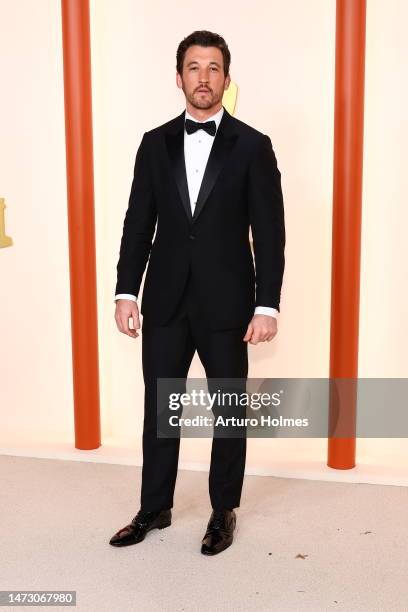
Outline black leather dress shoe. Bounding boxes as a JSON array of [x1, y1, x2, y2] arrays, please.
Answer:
[[201, 509, 236, 555], [109, 509, 171, 547]]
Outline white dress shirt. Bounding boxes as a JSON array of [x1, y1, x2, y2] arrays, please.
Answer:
[[115, 106, 278, 319]]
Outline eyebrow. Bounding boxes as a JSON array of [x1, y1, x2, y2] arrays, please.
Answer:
[[186, 61, 221, 67]]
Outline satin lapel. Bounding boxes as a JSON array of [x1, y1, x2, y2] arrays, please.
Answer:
[[165, 111, 192, 224], [192, 127, 238, 224], [164, 107, 239, 225]]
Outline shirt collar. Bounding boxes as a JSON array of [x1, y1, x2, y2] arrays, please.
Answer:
[[184, 106, 224, 133]]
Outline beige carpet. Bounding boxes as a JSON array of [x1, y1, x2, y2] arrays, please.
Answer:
[[1, 454, 407, 612]]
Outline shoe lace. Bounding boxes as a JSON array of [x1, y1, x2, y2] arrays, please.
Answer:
[[211, 510, 226, 530], [132, 510, 155, 526]]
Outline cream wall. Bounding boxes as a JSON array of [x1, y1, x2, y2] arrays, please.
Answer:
[[0, 0, 407, 476], [360, 0, 408, 376], [0, 0, 74, 443]]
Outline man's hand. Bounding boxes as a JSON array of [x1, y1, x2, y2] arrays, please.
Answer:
[[243, 314, 277, 345], [115, 299, 141, 338]]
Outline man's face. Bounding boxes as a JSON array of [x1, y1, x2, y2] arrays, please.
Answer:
[[176, 45, 231, 110]]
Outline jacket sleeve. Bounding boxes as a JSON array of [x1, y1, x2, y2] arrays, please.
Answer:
[[115, 133, 157, 296], [248, 134, 286, 311]]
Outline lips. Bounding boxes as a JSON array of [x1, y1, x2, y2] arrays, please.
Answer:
[[197, 89, 210, 93]]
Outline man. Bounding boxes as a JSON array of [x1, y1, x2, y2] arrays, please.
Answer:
[[109, 30, 285, 555]]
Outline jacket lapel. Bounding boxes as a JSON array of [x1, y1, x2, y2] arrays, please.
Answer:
[[165, 110, 192, 223], [192, 111, 238, 223], [165, 106, 239, 225]]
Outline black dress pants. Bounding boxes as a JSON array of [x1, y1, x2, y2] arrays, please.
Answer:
[[140, 271, 249, 512]]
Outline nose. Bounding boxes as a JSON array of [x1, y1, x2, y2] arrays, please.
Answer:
[[198, 70, 210, 82]]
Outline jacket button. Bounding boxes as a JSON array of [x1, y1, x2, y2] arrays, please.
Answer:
[[189, 234, 196, 240]]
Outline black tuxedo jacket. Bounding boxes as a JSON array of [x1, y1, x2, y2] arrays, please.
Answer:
[[115, 106, 285, 330]]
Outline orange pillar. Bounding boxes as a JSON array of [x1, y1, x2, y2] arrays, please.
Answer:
[[61, 0, 101, 449], [328, 0, 366, 469]]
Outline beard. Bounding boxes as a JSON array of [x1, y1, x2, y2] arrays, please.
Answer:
[[183, 84, 223, 110]]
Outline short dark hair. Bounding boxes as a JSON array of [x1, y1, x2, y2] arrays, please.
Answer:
[[176, 30, 231, 77]]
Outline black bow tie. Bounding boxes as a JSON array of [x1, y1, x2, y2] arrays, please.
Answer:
[[185, 118, 217, 137]]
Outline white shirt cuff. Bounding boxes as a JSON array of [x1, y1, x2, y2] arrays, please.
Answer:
[[115, 294, 137, 302], [254, 306, 279, 318], [114, 297, 277, 318]]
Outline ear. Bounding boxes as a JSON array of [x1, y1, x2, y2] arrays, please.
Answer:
[[224, 74, 231, 90], [176, 72, 183, 89]]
